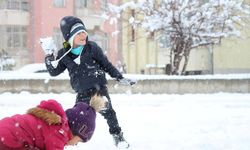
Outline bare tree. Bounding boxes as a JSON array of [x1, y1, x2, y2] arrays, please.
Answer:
[[107, 0, 250, 75]]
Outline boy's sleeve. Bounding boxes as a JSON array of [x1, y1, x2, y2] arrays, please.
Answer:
[[92, 43, 123, 80], [45, 49, 67, 76]]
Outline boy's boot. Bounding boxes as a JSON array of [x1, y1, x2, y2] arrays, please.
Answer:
[[112, 132, 129, 148]]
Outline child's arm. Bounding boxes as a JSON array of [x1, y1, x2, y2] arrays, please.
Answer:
[[92, 43, 136, 85], [45, 49, 67, 76], [92, 43, 123, 80]]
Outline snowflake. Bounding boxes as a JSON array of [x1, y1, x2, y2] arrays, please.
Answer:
[[80, 111, 85, 115], [1, 137, 4, 142], [59, 129, 64, 135], [37, 125, 42, 129], [15, 122, 19, 127]]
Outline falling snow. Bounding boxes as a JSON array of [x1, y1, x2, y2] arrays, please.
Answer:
[[15, 122, 19, 127]]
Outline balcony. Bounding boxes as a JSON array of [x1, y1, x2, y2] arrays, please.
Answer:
[[0, 9, 29, 25]]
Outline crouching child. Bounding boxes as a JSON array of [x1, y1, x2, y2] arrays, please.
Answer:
[[0, 95, 105, 150]]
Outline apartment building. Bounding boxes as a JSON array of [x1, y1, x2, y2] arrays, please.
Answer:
[[0, 0, 121, 69]]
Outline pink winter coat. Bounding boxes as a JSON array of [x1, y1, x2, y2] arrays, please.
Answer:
[[0, 99, 73, 150]]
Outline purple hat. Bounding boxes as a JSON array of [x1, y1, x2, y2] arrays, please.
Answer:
[[65, 102, 96, 142]]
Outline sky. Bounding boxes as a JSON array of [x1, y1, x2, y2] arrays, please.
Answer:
[[0, 92, 250, 150]]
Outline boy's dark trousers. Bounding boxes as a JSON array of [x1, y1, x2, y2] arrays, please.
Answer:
[[76, 85, 122, 135]]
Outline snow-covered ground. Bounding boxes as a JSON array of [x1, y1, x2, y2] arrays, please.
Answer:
[[0, 92, 250, 150]]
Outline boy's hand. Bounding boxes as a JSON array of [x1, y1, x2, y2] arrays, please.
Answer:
[[118, 78, 136, 86], [40, 37, 57, 55]]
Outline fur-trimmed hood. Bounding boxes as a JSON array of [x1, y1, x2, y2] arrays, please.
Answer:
[[27, 99, 66, 125], [27, 107, 62, 125]]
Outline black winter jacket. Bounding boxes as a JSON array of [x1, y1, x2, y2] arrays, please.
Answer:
[[45, 41, 123, 93]]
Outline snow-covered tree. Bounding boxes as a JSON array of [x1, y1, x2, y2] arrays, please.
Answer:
[[107, 0, 250, 75]]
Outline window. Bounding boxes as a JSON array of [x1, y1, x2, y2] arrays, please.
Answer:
[[75, 0, 87, 8], [101, 0, 108, 11], [0, 0, 29, 11], [7, 0, 19, 10], [53, 0, 65, 8], [130, 10, 135, 42], [21, 1, 29, 11], [75, 0, 93, 8], [6, 26, 27, 48]]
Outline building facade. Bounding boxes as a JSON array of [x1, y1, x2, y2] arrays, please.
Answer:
[[186, 0, 250, 74], [120, 5, 159, 74], [0, 0, 121, 69]]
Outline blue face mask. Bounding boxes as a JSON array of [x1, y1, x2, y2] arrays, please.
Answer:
[[71, 45, 84, 55]]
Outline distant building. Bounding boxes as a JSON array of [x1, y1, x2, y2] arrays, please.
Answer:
[[0, 0, 121, 69], [183, 0, 250, 74], [120, 3, 159, 74]]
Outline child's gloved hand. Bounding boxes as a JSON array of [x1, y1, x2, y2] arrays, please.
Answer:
[[45, 54, 55, 65], [118, 78, 136, 86], [40, 37, 57, 55]]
